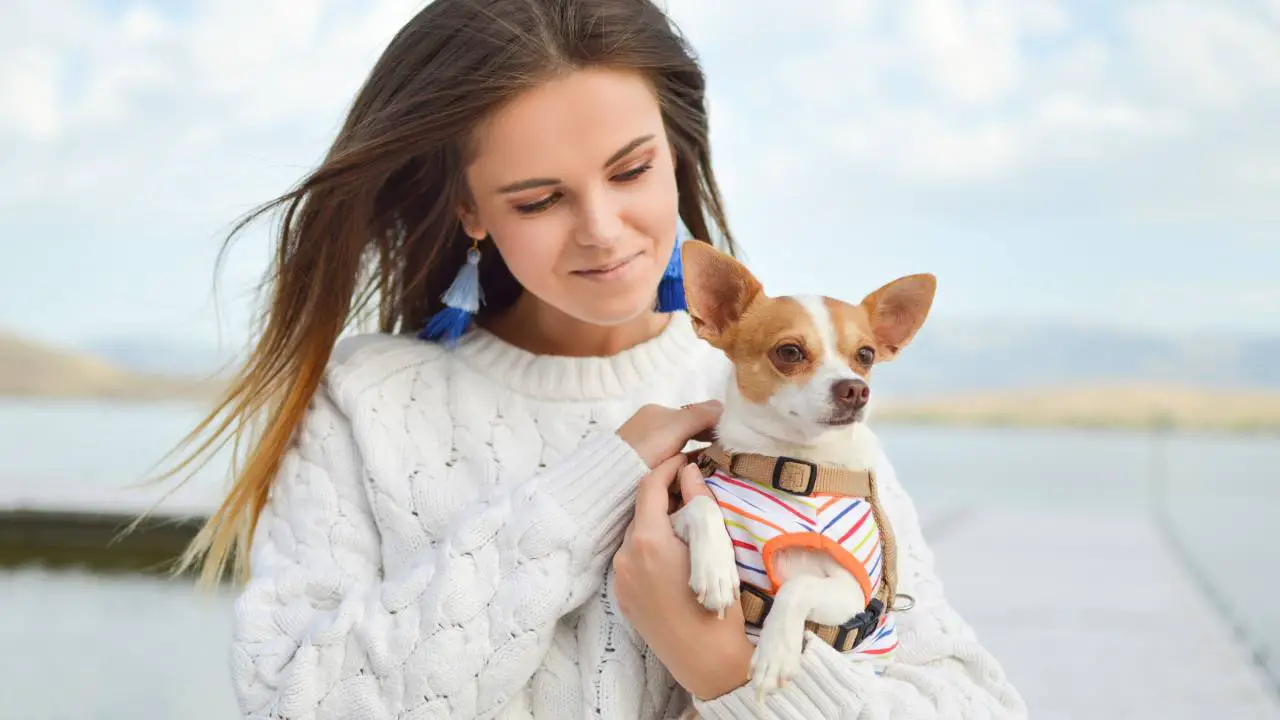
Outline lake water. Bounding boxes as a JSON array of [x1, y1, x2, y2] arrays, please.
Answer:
[[1, 400, 1278, 718]]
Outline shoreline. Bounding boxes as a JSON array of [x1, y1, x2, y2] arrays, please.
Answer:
[[870, 412, 1280, 435], [0, 508, 207, 577], [3, 394, 1279, 434]]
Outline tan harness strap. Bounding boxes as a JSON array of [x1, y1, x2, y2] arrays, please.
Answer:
[[699, 444, 873, 497], [698, 442, 903, 653], [867, 469, 898, 605], [739, 583, 887, 654]]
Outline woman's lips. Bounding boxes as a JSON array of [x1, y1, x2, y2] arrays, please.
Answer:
[[572, 252, 643, 281]]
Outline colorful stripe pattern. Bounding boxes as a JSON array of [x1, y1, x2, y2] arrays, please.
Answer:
[[704, 469, 899, 660]]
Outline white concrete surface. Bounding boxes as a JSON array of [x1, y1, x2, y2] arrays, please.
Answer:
[[930, 509, 1280, 720]]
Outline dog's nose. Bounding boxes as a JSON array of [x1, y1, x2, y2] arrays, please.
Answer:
[[832, 379, 870, 409]]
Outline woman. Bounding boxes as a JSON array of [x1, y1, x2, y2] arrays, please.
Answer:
[[171, 0, 1026, 717]]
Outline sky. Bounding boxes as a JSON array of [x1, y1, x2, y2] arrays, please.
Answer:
[[1, 0, 1278, 357]]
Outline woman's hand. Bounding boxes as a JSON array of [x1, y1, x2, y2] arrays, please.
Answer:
[[616, 401, 722, 468], [612, 455, 754, 701]]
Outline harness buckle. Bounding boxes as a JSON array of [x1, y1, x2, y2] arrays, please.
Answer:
[[833, 597, 885, 651], [771, 456, 819, 495], [695, 452, 717, 477]]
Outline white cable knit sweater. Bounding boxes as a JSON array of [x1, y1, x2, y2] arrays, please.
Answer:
[[231, 312, 1026, 719]]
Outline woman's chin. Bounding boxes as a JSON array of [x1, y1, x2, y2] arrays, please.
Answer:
[[576, 299, 662, 327], [562, 286, 665, 327], [556, 272, 665, 326]]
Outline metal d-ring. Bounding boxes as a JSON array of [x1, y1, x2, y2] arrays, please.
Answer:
[[892, 593, 916, 612]]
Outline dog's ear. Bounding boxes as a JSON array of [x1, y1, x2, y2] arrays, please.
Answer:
[[860, 273, 936, 360], [681, 241, 764, 347]]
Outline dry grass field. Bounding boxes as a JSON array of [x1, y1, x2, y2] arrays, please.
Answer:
[[0, 332, 224, 402], [875, 383, 1280, 432], [5, 331, 1279, 432]]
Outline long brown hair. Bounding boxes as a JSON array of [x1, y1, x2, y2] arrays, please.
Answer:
[[160, 0, 738, 586]]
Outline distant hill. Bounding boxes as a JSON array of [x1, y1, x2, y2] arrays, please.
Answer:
[[5, 322, 1279, 430], [84, 335, 238, 377], [874, 383, 1280, 432], [81, 321, 1280, 392], [843, 320, 1280, 432], [0, 331, 224, 402], [872, 320, 1280, 399]]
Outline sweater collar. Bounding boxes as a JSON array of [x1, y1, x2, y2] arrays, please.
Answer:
[[450, 311, 706, 401]]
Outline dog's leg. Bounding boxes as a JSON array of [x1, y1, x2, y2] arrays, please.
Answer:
[[671, 495, 740, 618], [750, 549, 865, 699]]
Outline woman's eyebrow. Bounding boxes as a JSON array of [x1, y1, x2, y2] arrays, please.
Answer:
[[602, 134, 655, 168], [496, 134, 656, 194]]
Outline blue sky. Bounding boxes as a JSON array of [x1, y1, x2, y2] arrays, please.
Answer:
[[2, 0, 1277, 356]]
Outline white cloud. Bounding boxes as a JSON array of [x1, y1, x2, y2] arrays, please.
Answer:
[[5, 0, 1275, 205], [666, 0, 1280, 191], [0, 47, 62, 140], [903, 0, 1067, 107], [1238, 157, 1280, 185], [1127, 1, 1280, 109], [1, 0, 1279, 345], [0, 0, 430, 346], [0, 0, 424, 217], [667, 0, 1174, 183]]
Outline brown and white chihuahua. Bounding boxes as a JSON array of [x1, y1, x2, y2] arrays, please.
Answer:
[[671, 240, 936, 700]]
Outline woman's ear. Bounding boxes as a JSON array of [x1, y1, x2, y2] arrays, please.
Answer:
[[456, 199, 486, 240]]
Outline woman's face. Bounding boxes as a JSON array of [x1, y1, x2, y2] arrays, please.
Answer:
[[460, 66, 680, 327]]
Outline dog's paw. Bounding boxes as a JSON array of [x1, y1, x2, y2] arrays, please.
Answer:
[[689, 539, 738, 617], [749, 622, 803, 700], [684, 497, 740, 617]]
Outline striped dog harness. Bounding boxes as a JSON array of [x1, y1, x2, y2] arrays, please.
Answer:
[[696, 444, 902, 658]]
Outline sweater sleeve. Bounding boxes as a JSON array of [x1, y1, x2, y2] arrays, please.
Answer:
[[229, 380, 651, 720], [690, 444, 1028, 720]]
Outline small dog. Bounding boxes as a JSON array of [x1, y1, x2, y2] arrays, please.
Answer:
[[671, 241, 936, 700]]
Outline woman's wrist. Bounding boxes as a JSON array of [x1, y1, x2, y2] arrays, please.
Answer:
[[685, 632, 755, 701]]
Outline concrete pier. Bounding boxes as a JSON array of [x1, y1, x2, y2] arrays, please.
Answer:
[[3, 502, 1278, 718], [929, 509, 1280, 719]]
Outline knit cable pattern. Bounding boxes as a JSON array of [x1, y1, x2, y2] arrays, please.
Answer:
[[230, 317, 1026, 719]]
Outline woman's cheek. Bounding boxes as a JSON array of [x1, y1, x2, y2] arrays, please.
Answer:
[[493, 219, 571, 292], [625, 169, 680, 246]]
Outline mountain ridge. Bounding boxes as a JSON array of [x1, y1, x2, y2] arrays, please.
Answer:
[[70, 319, 1280, 392], [0, 331, 224, 401], [4, 323, 1279, 430]]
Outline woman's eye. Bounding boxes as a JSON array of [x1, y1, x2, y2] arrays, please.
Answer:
[[612, 162, 652, 182], [515, 162, 650, 215], [515, 193, 560, 215], [773, 343, 805, 364], [855, 347, 875, 365]]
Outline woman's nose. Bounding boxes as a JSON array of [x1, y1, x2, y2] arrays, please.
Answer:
[[575, 189, 624, 247]]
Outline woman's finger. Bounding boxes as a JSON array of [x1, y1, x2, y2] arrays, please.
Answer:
[[690, 427, 717, 445], [672, 400, 722, 441], [635, 454, 688, 526], [677, 460, 714, 504]]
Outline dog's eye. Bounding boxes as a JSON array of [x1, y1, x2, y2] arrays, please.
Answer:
[[855, 347, 875, 366], [773, 343, 806, 364]]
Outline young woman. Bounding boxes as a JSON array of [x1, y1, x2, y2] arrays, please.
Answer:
[[172, 0, 1026, 717]]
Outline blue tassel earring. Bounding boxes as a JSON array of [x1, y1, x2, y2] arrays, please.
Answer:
[[655, 227, 687, 313], [418, 236, 484, 347]]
